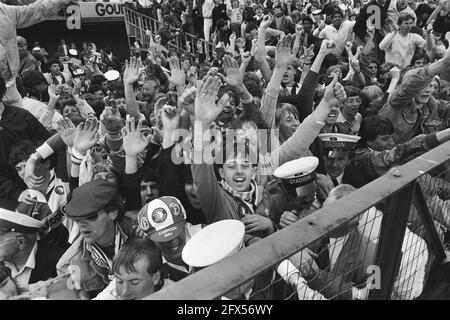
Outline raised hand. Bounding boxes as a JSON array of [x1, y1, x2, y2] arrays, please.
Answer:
[[57, 117, 77, 148], [241, 51, 252, 65], [100, 106, 124, 134], [229, 32, 236, 43], [168, 56, 186, 87], [275, 34, 295, 68], [122, 115, 151, 157], [300, 44, 315, 65], [219, 55, 243, 87], [319, 21, 326, 30], [344, 41, 353, 58], [319, 39, 336, 56], [194, 75, 223, 124], [48, 84, 60, 105], [123, 56, 144, 86], [389, 66, 401, 79], [296, 23, 304, 35], [72, 78, 82, 97], [73, 117, 100, 155], [161, 104, 180, 131], [350, 59, 361, 73], [260, 13, 273, 29], [250, 39, 258, 56], [187, 66, 198, 85], [323, 74, 346, 106], [179, 86, 197, 115]]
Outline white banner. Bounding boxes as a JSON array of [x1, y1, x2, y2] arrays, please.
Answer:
[[78, 2, 125, 19]]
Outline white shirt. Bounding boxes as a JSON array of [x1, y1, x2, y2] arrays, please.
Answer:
[[317, 21, 356, 56], [357, 207, 428, 299], [93, 277, 175, 300], [20, 97, 63, 130], [380, 32, 426, 69], [6, 242, 38, 289]]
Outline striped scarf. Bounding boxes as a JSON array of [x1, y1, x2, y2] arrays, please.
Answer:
[[83, 224, 127, 276], [219, 179, 258, 211]]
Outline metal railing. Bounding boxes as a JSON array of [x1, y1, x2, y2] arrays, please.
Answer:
[[146, 141, 450, 300], [123, 6, 216, 60]]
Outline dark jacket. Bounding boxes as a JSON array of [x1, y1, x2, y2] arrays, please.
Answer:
[[433, 12, 450, 34], [378, 65, 445, 144], [343, 133, 440, 188], [0, 105, 50, 210], [354, 0, 391, 43], [29, 239, 67, 284]]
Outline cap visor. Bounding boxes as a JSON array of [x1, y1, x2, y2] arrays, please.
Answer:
[[150, 221, 185, 243]]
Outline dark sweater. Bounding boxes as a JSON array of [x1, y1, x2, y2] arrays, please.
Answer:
[[0, 105, 50, 209]]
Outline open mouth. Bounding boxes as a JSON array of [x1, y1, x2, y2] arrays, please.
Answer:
[[233, 177, 245, 183]]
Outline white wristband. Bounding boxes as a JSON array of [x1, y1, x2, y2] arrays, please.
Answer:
[[36, 143, 54, 160]]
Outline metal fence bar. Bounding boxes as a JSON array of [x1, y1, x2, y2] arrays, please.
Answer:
[[412, 182, 447, 262], [123, 6, 216, 58], [146, 141, 450, 300], [369, 183, 415, 300]]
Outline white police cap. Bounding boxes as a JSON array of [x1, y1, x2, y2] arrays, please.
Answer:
[[318, 133, 360, 150], [0, 208, 44, 234], [69, 49, 78, 56], [274, 156, 319, 180], [104, 70, 120, 82], [182, 220, 245, 268]]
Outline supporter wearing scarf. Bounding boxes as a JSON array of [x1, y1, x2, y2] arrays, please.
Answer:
[[219, 178, 259, 214]]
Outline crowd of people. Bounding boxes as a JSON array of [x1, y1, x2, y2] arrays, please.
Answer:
[[1, 0, 450, 300]]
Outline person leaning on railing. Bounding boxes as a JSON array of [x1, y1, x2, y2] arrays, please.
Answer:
[[378, 40, 450, 144], [343, 115, 450, 188]]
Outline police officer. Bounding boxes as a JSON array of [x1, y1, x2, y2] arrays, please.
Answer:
[[256, 156, 322, 230], [318, 133, 360, 186], [0, 208, 66, 288]]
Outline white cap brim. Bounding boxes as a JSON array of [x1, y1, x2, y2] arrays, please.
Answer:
[[0, 208, 44, 229], [182, 220, 245, 267]]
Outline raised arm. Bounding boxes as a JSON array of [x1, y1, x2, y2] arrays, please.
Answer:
[[123, 57, 144, 119], [5, 0, 75, 29], [389, 45, 450, 109], [255, 14, 276, 83], [191, 76, 227, 223], [259, 35, 295, 129]]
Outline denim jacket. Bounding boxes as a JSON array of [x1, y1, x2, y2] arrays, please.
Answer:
[[56, 218, 135, 297], [379, 66, 444, 144]]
